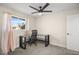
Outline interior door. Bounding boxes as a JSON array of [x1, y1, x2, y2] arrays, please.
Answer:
[[67, 14, 79, 51]]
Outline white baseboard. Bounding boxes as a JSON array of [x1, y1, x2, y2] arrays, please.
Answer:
[[50, 42, 66, 48]]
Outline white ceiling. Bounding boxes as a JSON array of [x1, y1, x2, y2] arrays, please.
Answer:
[[0, 3, 79, 16]]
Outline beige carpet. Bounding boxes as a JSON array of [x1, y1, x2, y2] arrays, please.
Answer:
[[10, 42, 79, 55]]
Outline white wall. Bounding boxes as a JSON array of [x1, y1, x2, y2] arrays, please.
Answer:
[[28, 16, 36, 34], [35, 8, 79, 47]]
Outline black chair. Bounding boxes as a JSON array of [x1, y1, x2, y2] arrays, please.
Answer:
[[28, 30, 37, 46]]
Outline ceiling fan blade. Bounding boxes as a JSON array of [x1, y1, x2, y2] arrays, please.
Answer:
[[42, 11, 52, 12], [32, 12, 39, 14], [29, 6, 39, 11], [41, 3, 49, 11]]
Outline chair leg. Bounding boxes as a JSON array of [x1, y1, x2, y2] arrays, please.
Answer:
[[28, 40, 37, 46], [34, 41, 37, 46], [29, 42, 32, 46], [30, 43, 32, 46]]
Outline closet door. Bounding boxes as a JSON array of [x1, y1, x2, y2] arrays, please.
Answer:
[[67, 14, 79, 51]]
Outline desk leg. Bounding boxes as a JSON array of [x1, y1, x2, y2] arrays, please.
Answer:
[[45, 35, 49, 47]]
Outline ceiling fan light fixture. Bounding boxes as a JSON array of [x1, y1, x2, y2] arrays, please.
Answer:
[[38, 12, 43, 15]]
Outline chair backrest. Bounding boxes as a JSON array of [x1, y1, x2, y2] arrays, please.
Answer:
[[31, 30, 37, 41], [32, 30, 37, 36]]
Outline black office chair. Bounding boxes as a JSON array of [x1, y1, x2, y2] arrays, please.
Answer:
[[29, 30, 37, 46]]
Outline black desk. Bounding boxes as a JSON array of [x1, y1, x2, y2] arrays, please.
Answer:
[[19, 34, 50, 49], [37, 34, 49, 47], [19, 36, 27, 49]]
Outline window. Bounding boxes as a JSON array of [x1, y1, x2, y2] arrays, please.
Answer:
[[11, 16, 26, 29]]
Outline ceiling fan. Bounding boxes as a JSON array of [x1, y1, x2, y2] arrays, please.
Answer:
[[29, 3, 52, 14]]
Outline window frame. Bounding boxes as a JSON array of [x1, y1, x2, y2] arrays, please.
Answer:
[[11, 15, 28, 30]]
